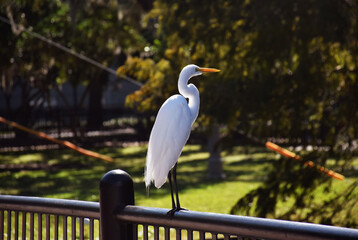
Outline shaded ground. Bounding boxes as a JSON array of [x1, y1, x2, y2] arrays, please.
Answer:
[[0, 145, 272, 212], [0, 162, 85, 172], [0, 144, 357, 224], [0, 127, 140, 153]]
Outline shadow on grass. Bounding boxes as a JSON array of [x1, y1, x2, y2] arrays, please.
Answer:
[[131, 153, 270, 202], [0, 145, 273, 203], [226, 157, 271, 167], [341, 166, 358, 178]]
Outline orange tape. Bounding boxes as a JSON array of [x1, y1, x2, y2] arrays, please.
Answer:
[[0, 116, 113, 163], [266, 141, 344, 180], [266, 142, 301, 160]]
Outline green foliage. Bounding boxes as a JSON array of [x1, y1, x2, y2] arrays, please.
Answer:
[[230, 154, 324, 216], [230, 150, 358, 227], [0, 0, 148, 133], [2, 0, 358, 228], [118, 57, 178, 112], [117, 1, 358, 225], [122, 0, 358, 150]]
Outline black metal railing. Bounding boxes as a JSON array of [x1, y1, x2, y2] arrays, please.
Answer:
[[1, 169, 358, 240], [0, 195, 100, 240], [99, 169, 358, 240], [115, 206, 358, 240]]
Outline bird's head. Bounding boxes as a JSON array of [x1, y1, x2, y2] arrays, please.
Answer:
[[182, 64, 220, 79]]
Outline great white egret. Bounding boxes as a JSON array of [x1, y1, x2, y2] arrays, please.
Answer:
[[145, 64, 220, 215]]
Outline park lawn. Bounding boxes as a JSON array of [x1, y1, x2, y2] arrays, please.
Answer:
[[0, 144, 357, 222], [0, 145, 273, 214]]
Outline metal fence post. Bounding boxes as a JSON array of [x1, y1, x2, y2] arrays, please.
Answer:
[[99, 169, 135, 240]]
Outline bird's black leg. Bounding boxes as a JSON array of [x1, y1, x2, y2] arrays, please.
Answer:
[[167, 163, 187, 216], [167, 171, 176, 211], [173, 163, 187, 212]]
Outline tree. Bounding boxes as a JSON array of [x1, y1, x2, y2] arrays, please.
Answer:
[[230, 150, 358, 227], [120, 0, 358, 176], [119, 0, 358, 225], [0, 1, 60, 139], [119, 0, 249, 178], [1, 0, 148, 137]]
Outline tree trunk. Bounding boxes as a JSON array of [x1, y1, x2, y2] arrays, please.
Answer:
[[87, 72, 104, 130], [86, 51, 127, 130], [207, 123, 226, 179]]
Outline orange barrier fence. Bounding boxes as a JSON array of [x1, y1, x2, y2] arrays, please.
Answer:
[[266, 141, 344, 180], [0, 116, 114, 163]]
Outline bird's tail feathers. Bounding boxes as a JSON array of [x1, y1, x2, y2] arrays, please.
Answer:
[[145, 175, 153, 197], [144, 160, 152, 196], [145, 175, 151, 189], [146, 184, 150, 197]]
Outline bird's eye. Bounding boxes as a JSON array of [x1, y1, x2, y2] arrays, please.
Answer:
[[195, 68, 200, 72]]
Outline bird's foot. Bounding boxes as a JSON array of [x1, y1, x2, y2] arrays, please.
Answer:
[[167, 207, 188, 217]]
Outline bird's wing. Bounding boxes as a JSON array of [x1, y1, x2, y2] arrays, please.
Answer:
[[145, 95, 192, 189]]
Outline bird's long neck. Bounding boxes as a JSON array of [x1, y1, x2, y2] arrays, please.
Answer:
[[178, 71, 200, 125]]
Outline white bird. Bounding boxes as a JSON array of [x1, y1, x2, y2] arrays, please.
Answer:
[[145, 64, 220, 215]]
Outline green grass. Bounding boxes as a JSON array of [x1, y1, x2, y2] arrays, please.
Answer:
[[0, 144, 275, 239], [0, 144, 357, 223], [0, 145, 273, 214]]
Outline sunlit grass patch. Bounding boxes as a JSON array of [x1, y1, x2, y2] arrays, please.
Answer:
[[0, 144, 356, 223]]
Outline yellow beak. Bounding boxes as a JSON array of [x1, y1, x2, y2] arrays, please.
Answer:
[[198, 67, 220, 73]]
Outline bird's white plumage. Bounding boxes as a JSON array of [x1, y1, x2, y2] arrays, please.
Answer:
[[145, 94, 192, 188], [144, 64, 220, 192], [144, 65, 219, 213]]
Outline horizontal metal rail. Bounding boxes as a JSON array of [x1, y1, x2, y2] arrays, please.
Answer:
[[0, 195, 100, 240], [2, 169, 358, 240], [116, 205, 358, 240], [0, 195, 99, 218]]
